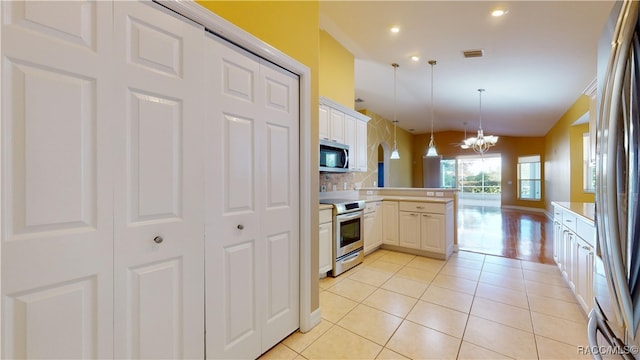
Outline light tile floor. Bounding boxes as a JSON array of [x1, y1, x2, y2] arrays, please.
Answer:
[[260, 249, 591, 360]]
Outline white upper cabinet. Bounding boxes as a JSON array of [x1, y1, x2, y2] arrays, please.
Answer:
[[319, 97, 370, 172]]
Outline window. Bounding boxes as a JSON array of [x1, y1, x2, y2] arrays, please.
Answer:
[[583, 133, 596, 192], [518, 155, 541, 200], [440, 159, 456, 188]]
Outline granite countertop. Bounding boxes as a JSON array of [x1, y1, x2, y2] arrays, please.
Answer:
[[552, 201, 595, 223]]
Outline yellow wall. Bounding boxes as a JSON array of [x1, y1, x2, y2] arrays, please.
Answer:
[[412, 131, 546, 209], [196, 0, 322, 313], [544, 95, 591, 210], [570, 123, 595, 203], [319, 30, 354, 108]]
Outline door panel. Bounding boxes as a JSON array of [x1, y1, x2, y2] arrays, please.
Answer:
[[205, 33, 263, 360], [258, 62, 299, 350], [113, 2, 205, 358], [128, 259, 183, 359], [2, 1, 114, 358]]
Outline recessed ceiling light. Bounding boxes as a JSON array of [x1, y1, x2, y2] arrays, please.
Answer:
[[491, 8, 508, 17], [390, 26, 400, 33], [411, 56, 420, 62]]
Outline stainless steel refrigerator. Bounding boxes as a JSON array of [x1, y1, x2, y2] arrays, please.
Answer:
[[588, 1, 640, 358]]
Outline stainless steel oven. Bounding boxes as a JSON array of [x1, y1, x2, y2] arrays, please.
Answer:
[[320, 199, 365, 276]]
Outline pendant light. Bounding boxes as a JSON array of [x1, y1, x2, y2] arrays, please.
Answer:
[[462, 89, 499, 154], [425, 59, 439, 157], [390, 63, 400, 160], [460, 122, 470, 149]]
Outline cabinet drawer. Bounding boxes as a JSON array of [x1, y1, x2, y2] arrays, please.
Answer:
[[576, 217, 595, 247], [319, 208, 333, 224], [562, 210, 577, 232], [365, 201, 381, 214], [399, 201, 444, 214], [553, 205, 563, 222]]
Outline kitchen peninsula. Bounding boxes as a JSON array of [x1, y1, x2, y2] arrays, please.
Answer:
[[359, 187, 457, 260], [318, 187, 457, 278]]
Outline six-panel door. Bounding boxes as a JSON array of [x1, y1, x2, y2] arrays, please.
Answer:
[[1, 2, 115, 357], [203, 33, 300, 359]]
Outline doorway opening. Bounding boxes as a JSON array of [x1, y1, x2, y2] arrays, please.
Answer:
[[456, 154, 501, 208], [377, 144, 384, 187]]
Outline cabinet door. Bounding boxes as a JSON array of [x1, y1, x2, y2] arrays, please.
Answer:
[[399, 212, 421, 249], [319, 222, 333, 275], [566, 231, 577, 292], [575, 237, 594, 313], [364, 206, 382, 253], [553, 220, 563, 267], [356, 120, 368, 172], [344, 115, 357, 170], [319, 105, 330, 141], [382, 201, 399, 245], [420, 213, 444, 253], [329, 108, 345, 143]]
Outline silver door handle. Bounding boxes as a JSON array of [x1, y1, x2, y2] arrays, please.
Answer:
[[153, 236, 163, 244]]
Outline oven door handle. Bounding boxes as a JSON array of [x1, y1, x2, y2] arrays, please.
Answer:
[[336, 211, 363, 222], [340, 251, 361, 264]]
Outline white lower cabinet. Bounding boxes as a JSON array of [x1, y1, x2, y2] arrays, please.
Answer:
[[399, 211, 421, 249], [382, 201, 399, 245], [552, 203, 595, 315], [398, 201, 453, 259], [319, 208, 333, 275], [364, 201, 382, 253], [575, 236, 594, 312]]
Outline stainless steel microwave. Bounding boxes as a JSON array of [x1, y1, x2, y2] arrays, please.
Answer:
[[319, 139, 349, 172]]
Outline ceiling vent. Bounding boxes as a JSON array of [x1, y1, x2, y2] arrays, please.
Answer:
[[463, 49, 484, 58]]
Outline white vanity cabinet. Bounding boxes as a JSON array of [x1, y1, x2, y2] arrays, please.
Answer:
[[398, 201, 453, 259], [364, 201, 382, 254], [319, 208, 333, 276], [552, 202, 595, 314], [319, 97, 370, 172]]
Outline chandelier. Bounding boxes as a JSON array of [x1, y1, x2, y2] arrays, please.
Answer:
[[461, 88, 499, 154], [424, 60, 438, 157], [390, 63, 400, 159]]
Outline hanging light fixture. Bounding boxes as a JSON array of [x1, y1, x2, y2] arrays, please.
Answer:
[[460, 122, 470, 149], [425, 59, 439, 157], [462, 88, 499, 154], [390, 63, 400, 159]]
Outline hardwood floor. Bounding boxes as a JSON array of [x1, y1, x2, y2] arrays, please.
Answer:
[[457, 205, 554, 265]]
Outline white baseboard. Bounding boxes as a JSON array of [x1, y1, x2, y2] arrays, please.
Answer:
[[303, 308, 322, 333], [501, 205, 546, 214]]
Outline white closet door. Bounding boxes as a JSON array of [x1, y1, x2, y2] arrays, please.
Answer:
[[1, 1, 114, 358], [112, 2, 205, 359], [204, 33, 300, 359], [257, 60, 300, 350]]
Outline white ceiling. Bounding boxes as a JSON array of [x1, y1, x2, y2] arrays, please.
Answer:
[[319, 1, 615, 137]]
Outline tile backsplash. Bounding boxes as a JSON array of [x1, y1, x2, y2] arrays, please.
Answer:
[[319, 172, 357, 192]]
